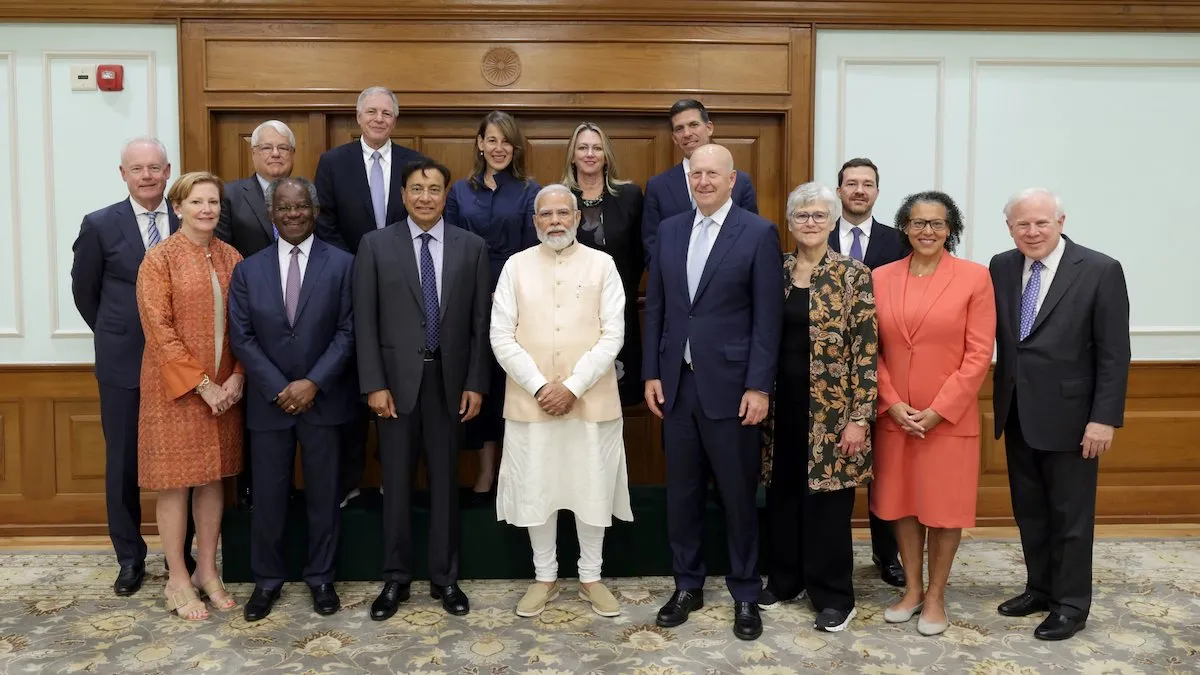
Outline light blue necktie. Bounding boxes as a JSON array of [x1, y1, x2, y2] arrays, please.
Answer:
[[145, 211, 161, 248], [369, 150, 386, 230], [684, 217, 715, 364], [1019, 260, 1044, 340]]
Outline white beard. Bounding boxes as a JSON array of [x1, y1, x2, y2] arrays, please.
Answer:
[[538, 225, 578, 252]]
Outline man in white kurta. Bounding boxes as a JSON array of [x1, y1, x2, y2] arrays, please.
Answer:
[[491, 184, 633, 618]]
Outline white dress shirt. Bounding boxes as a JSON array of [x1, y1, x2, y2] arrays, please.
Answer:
[[130, 197, 169, 249], [409, 218, 445, 302], [1021, 234, 1067, 315], [360, 137, 392, 208], [278, 233, 314, 298], [684, 197, 734, 364], [838, 216, 873, 257]]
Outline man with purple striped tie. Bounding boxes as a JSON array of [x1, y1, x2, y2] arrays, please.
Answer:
[[990, 188, 1130, 641], [228, 177, 357, 622]]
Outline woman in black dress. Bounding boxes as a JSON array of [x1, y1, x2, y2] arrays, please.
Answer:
[[561, 122, 645, 405]]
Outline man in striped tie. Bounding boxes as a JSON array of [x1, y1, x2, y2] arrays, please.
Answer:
[[71, 137, 195, 596]]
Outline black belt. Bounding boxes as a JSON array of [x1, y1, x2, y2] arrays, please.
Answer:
[[423, 348, 441, 361]]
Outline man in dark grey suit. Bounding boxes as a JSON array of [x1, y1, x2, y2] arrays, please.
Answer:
[[215, 119, 298, 508], [354, 157, 491, 621], [989, 188, 1130, 641], [70, 137, 193, 595]]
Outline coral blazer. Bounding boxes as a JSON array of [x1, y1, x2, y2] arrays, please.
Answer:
[[873, 254, 996, 437]]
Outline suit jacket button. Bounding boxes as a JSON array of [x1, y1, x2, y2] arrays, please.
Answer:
[[416, 348, 423, 354], [420, 320, 426, 327]]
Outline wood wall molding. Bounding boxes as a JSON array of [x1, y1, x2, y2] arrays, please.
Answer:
[[3, 0, 1200, 30], [1, 362, 1198, 534]]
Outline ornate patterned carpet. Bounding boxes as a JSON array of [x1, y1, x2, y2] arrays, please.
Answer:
[[0, 540, 1197, 674]]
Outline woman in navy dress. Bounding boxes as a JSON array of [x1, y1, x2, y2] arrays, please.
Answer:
[[445, 111, 540, 502]]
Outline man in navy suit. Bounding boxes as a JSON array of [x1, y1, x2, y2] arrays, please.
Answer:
[[228, 177, 357, 622], [70, 137, 194, 596], [643, 144, 783, 641], [314, 85, 427, 505], [642, 99, 759, 264], [826, 158, 906, 589]]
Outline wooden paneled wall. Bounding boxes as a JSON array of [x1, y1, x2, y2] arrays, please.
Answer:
[[3, 364, 1198, 534]]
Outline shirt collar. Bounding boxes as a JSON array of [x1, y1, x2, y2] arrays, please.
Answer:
[[130, 196, 167, 217], [694, 198, 734, 228], [255, 174, 272, 195], [1024, 234, 1066, 273], [361, 137, 391, 162], [279, 233, 314, 256], [839, 216, 873, 238], [408, 217, 445, 241]]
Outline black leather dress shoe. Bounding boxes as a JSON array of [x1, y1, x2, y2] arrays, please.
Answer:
[[655, 589, 704, 628], [113, 565, 145, 596], [733, 601, 763, 640], [430, 583, 470, 616], [243, 586, 281, 622], [997, 592, 1051, 617], [873, 555, 905, 588], [310, 583, 340, 616], [370, 581, 411, 621], [1034, 612, 1086, 640]]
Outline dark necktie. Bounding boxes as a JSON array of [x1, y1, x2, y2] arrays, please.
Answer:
[[285, 247, 301, 326], [849, 226, 864, 262], [1019, 260, 1044, 340], [419, 233, 440, 351]]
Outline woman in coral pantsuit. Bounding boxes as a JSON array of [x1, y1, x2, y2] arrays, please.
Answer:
[[137, 172, 244, 621], [870, 191, 996, 636]]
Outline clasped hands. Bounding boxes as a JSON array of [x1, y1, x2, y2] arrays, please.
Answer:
[[275, 378, 318, 415], [199, 373, 243, 416], [536, 378, 576, 416], [887, 402, 943, 438]]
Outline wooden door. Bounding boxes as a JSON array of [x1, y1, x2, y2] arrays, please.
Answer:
[[211, 110, 784, 485]]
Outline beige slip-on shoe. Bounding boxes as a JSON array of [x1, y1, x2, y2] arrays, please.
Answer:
[[516, 581, 560, 617], [579, 581, 621, 617]]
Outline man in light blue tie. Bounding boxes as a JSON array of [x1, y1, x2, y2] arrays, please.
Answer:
[[643, 144, 783, 641], [70, 137, 194, 596], [990, 188, 1130, 641]]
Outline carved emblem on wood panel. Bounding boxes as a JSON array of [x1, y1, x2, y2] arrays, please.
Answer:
[[481, 47, 521, 87]]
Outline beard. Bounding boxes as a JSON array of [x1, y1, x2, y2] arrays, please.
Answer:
[[538, 225, 578, 251]]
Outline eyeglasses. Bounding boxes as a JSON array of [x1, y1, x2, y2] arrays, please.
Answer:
[[406, 185, 444, 197], [273, 203, 312, 214], [789, 212, 829, 224], [125, 164, 166, 176], [254, 144, 294, 155], [908, 219, 948, 232]]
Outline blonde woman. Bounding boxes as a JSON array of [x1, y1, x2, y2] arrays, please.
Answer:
[[562, 122, 645, 405]]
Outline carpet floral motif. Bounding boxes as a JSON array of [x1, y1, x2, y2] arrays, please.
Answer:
[[0, 540, 1196, 674]]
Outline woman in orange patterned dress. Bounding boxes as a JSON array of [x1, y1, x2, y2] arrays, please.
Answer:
[[136, 172, 244, 620]]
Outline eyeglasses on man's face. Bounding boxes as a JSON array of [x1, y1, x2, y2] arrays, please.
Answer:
[[254, 144, 294, 155]]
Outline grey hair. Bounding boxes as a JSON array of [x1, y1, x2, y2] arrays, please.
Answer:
[[265, 176, 320, 213], [786, 181, 842, 224], [250, 120, 296, 147], [1003, 187, 1064, 220], [120, 136, 168, 165], [356, 86, 399, 116], [533, 184, 579, 213]]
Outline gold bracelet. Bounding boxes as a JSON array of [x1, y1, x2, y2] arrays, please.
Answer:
[[195, 374, 211, 395]]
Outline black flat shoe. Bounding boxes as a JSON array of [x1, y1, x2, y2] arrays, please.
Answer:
[[243, 586, 281, 622], [733, 601, 763, 640], [1034, 612, 1086, 640], [370, 581, 410, 621], [655, 589, 704, 628], [113, 565, 145, 596], [998, 591, 1050, 617], [431, 583, 470, 616], [310, 583, 340, 616]]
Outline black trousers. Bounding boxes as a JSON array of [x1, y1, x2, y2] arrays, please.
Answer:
[[99, 383, 193, 567], [250, 421, 341, 589], [1005, 400, 1098, 619], [868, 486, 900, 566], [338, 405, 369, 499], [765, 391, 856, 612], [663, 368, 762, 602], [377, 358, 462, 586]]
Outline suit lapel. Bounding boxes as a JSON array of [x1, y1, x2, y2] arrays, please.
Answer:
[[350, 143, 376, 226], [1002, 250, 1023, 340], [115, 200, 146, 259], [167, 208, 180, 235], [242, 179, 274, 242], [439, 226, 459, 320], [667, 163, 691, 214], [907, 254, 956, 336], [1029, 240, 1082, 337], [692, 208, 743, 305], [826, 229, 842, 255], [294, 239, 327, 323], [862, 218, 883, 268], [264, 242, 287, 320], [386, 142, 406, 225], [393, 224, 426, 311], [889, 259, 913, 347]]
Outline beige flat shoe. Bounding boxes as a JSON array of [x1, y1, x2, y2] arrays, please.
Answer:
[[196, 578, 237, 610], [579, 581, 621, 617], [165, 585, 209, 621]]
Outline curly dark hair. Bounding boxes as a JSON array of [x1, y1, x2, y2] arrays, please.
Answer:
[[894, 190, 965, 253]]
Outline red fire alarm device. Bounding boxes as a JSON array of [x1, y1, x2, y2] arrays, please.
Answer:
[[96, 65, 124, 91]]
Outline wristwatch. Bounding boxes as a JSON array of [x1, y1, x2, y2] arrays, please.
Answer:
[[195, 374, 212, 395]]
